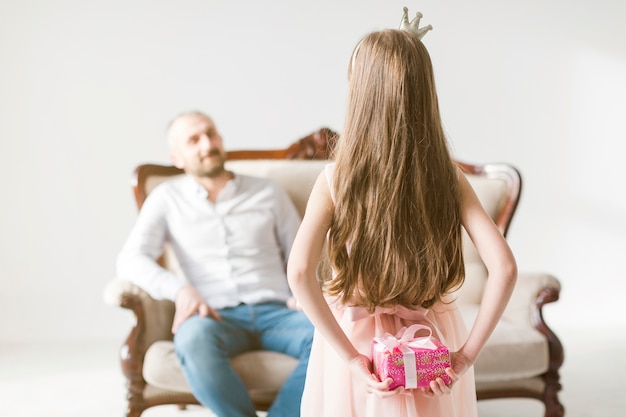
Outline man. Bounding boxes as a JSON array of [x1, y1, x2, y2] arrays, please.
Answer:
[[116, 111, 314, 417]]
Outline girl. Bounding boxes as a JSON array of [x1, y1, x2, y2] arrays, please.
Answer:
[[287, 29, 517, 417]]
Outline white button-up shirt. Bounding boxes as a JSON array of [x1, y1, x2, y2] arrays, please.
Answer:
[[116, 174, 301, 309]]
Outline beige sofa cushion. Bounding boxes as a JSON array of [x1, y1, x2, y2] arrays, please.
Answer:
[[144, 341, 298, 403], [142, 306, 549, 394], [460, 305, 549, 383]]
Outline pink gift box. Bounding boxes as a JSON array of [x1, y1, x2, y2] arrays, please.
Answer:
[[372, 324, 451, 390]]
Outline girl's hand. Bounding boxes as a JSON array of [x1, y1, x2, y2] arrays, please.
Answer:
[[348, 354, 405, 398], [449, 349, 474, 378], [420, 349, 473, 396]]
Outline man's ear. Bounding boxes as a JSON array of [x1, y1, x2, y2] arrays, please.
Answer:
[[170, 151, 184, 169]]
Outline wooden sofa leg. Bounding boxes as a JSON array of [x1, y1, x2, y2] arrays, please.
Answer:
[[126, 401, 146, 417], [177, 404, 188, 410], [123, 361, 148, 417], [534, 287, 565, 417], [543, 379, 565, 417]]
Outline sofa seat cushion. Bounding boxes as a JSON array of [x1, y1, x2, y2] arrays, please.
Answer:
[[143, 340, 299, 404], [459, 304, 549, 383]]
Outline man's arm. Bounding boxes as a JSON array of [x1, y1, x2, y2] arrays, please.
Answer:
[[272, 182, 302, 269], [272, 181, 303, 309], [116, 184, 220, 332], [116, 186, 186, 301]]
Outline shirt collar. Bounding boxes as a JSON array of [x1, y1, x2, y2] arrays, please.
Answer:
[[187, 173, 240, 202]]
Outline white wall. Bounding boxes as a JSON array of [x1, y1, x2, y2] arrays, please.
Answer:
[[1, 0, 624, 343]]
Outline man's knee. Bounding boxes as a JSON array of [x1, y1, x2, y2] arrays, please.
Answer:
[[174, 315, 223, 357]]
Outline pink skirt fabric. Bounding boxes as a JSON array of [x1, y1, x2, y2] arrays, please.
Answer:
[[301, 298, 478, 417]]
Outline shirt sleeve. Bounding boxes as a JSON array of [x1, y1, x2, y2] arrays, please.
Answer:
[[271, 181, 302, 270], [115, 185, 186, 301]]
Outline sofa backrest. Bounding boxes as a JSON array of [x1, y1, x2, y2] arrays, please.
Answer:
[[225, 160, 328, 217], [457, 173, 511, 304]]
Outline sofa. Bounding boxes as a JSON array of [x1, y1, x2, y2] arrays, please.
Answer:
[[104, 128, 564, 417]]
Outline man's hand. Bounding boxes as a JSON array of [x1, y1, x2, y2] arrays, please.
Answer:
[[172, 284, 221, 333]]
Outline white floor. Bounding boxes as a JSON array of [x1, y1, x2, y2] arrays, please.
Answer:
[[0, 326, 624, 417]]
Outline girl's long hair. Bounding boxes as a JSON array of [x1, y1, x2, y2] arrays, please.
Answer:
[[327, 29, 465, 311]]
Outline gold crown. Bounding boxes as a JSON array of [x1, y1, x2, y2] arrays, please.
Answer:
[[399, 7, 433, 39]]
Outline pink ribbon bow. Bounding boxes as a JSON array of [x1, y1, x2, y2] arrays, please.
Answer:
[[374, 324, 436, 389]]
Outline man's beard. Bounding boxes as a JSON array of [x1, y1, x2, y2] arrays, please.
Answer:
[[192, 151, 226, 178]]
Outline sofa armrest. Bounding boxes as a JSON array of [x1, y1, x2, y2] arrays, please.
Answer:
[[103, 277, 178, 397], [104, 277, 147, 307], [504, 272, 565, 388], [502, 272, 561, 325], [104, 278, 176, 345]]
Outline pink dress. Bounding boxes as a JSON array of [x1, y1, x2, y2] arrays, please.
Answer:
[[300, 165, 478, 417]]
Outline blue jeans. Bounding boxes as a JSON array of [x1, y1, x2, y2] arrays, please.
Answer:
[[174, 302, 314, 417]]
